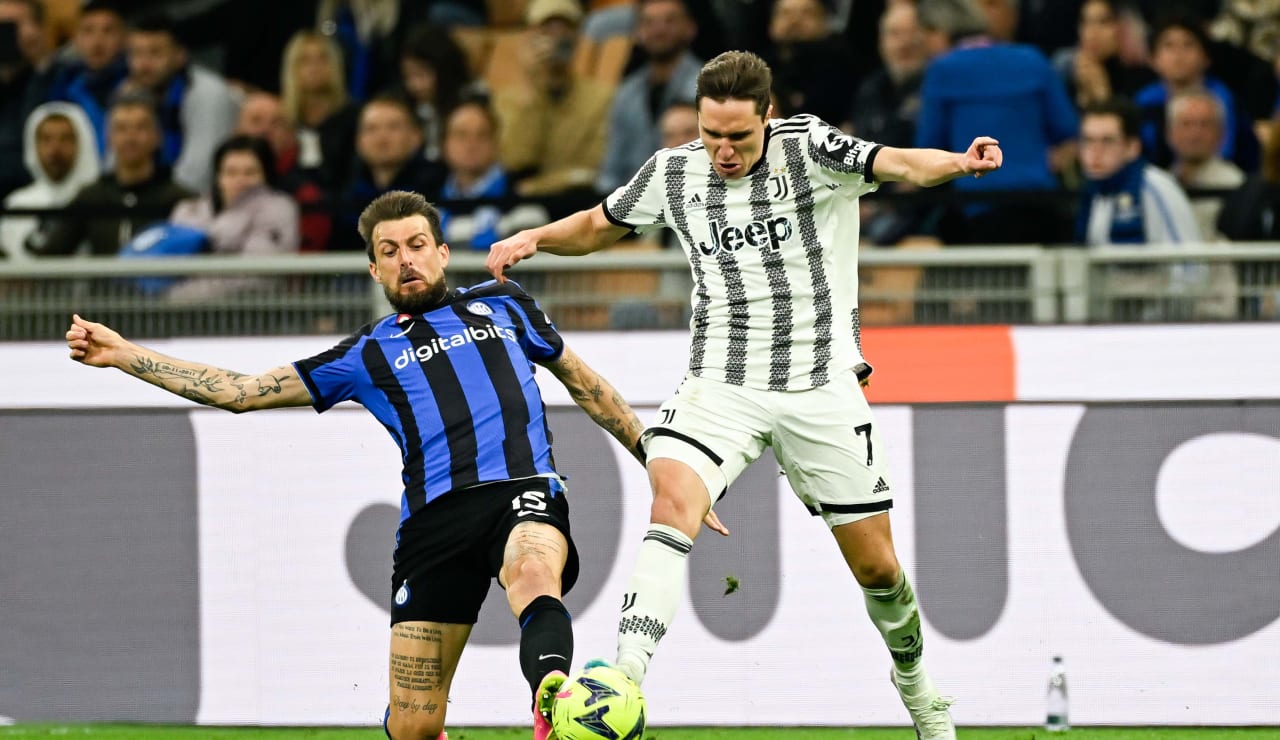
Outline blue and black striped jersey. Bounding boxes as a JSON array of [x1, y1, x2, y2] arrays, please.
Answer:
[[293, 280, 563, 522]]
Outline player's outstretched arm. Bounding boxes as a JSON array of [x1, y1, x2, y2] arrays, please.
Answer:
[[873, 136, 1003, 187], [486, 205, 631, 282], [543, 345, 646, 465], [66, 314, 313, 412]]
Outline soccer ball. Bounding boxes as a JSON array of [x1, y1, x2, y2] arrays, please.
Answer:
[[550, 664, 646, 739]]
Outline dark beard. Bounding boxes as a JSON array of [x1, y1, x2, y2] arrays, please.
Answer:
[[385, 276, 450, 314]]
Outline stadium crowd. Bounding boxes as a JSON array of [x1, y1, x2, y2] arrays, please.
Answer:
[[0, 0, 1278, 302]]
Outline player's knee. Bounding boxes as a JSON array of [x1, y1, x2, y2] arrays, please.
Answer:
[[503, 553, 559, 594], [851, 558, 901, 589], [649, 488, 706, 535], [386, 709, 444, 740]]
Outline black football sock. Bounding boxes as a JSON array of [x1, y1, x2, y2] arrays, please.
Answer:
[[518, 594, 573, 698]]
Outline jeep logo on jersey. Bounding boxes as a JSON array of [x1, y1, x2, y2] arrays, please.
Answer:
[[393, 324, 518, 368], [697, 216, 793, 256]]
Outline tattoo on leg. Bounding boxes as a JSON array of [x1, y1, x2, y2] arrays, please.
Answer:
[[391, 625, 446, 693]]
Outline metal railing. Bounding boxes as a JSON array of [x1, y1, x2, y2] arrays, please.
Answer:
[[2, 243, 1278, 340]]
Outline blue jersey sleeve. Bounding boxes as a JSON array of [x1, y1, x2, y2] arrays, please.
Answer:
[[291, 327, 373, 412], [503, 282, 564, 363]]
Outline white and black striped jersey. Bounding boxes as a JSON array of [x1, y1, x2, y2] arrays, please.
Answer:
[[602, 114, 881, 391]]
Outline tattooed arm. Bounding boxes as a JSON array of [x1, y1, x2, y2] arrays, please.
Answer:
[[66, 314, 312, 412], [543, 345, 646, 465]]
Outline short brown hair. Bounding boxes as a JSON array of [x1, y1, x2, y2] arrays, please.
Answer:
[[695, 51, 772, 118], [358, 190, 445, 262]]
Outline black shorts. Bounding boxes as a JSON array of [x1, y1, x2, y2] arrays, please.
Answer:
[[389, 476, 580, 626]]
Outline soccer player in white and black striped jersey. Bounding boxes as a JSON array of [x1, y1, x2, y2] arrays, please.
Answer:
[[488, 50, 1001, 738]]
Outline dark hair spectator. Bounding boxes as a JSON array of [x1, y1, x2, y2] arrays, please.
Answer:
[[163, 133, 301, 302], [122, 11, 240, 191], [29, 92, 194, 257], [398, 22, 476, 163], [1134, 12, 1260, 171]]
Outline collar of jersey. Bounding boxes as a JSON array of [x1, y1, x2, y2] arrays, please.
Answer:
[[744, 122, 773, 178]]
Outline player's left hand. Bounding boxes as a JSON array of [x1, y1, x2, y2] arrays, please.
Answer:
[[963, 137, 1002, 178], [703, 510, 730, 537], [487, 230, 540, 283]]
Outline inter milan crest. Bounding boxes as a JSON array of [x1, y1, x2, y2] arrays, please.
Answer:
[[467, 301, 494, 316]]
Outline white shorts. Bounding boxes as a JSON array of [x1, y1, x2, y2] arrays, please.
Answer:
[[641, 371, 893, 528]]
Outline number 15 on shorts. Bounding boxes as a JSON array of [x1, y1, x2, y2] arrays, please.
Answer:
[[512, 489, 549, 517]]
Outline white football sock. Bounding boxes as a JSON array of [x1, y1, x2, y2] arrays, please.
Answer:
[[615, 524, 693, 684], [863, 572, 925, 677]]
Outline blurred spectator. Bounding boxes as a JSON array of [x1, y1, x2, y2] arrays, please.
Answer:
[[658, 99, 697, 148], [1203, 2, 1280, 127], [163, 135, 301, 303], [159, 0, 313, 95], [281, 29, 360, 189], [48, 1, 128, 160], [236, 91, 332, 252], [438, 100, 548, 250], [315, 0, 427, 101], [583, 0, 637, 41], [492, 0, 613, 201], [0, 0, 58, 199], [763, 0, 857, 127], [1051, 0, 1156, 109], [915, 0, 1078, 244], [595, 0, 700, 194], [1134, 14, 1259, 172], [30, 94, 193, 257], [398, 22, 476, 163], [0, 103, 100, 260], [1217, 117, 1280, 241], [1015, 0, 1084, 57], [1166, 88, 1245, 240], [849, 1, 934, 246], [847, 0, 927, 146], [1077, 97, 1217, 320], [121, 13, 240, 192], [1077, 97, 1200, 245], [332, 94, 443, 250]]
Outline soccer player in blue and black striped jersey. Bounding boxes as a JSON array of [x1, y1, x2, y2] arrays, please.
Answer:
[[67, 190, 647, 740]]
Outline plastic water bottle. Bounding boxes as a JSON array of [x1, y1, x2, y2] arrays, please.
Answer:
[[1046, 655, 1070, 732]]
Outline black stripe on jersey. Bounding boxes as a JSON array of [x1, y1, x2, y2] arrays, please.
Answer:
[[771, 121, 812, 136], [750, 164, 795, 391], [782, 136, 834, 387], [364, 340, 428, 505], [410, 320, 481, 486], [294, 323, 373, 402], [706, 173, 750, 386], [611, 154, 659, 223], [663, 155, 711, 375], [465, 302, 539, 479]]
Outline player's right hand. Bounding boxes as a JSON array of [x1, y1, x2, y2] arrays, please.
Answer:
[[486, 230, 540, 283], [66, 314, 123, 368]]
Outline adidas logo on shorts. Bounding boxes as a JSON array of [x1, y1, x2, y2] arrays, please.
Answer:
[[872, 477, 890, 495]]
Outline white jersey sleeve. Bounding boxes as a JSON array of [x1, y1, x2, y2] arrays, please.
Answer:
[[802, 115, 882, 197], [601, 151, 669, 232]]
